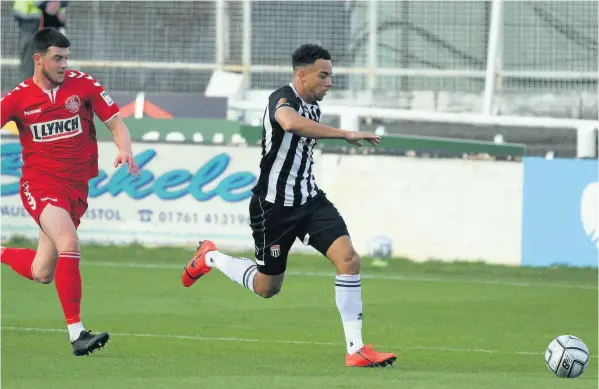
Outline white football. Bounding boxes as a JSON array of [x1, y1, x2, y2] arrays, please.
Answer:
[[545, 335, 590, 378], [367, 236, 393, 259]]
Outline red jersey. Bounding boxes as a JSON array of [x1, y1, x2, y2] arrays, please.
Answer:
[[1, 71, 119, 184]]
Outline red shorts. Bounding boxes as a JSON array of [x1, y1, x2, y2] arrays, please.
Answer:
[[20, 177, 89, 229]]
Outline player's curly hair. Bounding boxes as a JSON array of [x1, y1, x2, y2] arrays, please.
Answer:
[[31, 27, 70, 54], [292, 44, 331, 70]]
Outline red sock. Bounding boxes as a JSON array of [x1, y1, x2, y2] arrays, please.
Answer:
[[55, 251, 82, 324], [1, 247, 35, 280]]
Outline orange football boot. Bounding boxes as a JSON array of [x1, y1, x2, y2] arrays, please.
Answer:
[[182, 240, 217, 287], [345, 345, 397, 367]]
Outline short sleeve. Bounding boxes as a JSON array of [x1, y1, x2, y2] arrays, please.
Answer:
[[268, 87, 301, 123], [77, 72, 120, 122], [1, 91, 18, 128]]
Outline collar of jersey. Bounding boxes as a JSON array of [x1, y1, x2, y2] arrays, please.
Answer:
[[288, 82, 317, 106]]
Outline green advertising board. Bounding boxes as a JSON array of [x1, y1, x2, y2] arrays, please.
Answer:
[[94, 118, 526, 158]]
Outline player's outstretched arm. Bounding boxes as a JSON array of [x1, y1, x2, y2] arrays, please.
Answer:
[[275, 107, 381, 147], [276, 107, 345, 138], [104, 115, 140, 175]]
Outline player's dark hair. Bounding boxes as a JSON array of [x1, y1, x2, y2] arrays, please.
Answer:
[[292, 44, 331, 70], [30, 27, 70, 54]]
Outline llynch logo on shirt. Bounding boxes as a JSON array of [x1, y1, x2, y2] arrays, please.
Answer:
[[29, 115, 82, 142]]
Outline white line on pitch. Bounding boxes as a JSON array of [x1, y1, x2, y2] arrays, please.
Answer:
[[2, 326, 555, 357], [80, 260, 597, 290]]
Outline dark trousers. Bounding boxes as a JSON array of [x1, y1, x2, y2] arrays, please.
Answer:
[[18, 20, 39, 80]]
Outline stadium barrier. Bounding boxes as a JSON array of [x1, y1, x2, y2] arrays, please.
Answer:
[[229, 100, 598, 158]]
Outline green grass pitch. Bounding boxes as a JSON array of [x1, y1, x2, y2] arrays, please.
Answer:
[[1, 240, 597, 389]]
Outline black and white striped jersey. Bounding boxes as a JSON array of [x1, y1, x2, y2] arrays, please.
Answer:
[[251, 83, 322, 207]]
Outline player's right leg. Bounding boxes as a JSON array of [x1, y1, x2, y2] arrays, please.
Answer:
[[1, 226, 58, 283], [2, 178, 61, 282], [182, 195, 296, 298], [182, 240, 287, 298]]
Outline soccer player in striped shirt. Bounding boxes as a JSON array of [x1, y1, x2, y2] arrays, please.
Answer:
[[182, 44, 396, 367]]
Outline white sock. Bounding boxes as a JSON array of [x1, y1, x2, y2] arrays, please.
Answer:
[[67, 322, 85, 342], [206, 251, 257, 293], [335, 274, 364, 354]]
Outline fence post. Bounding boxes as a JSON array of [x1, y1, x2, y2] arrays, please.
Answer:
[[482, 0, 503, 116], [242, 0, 252, 89], [216, 0, 225, 69], [368, 0, 378, 105]]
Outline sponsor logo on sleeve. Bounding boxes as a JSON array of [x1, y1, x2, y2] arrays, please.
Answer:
[[276, 98, 287, 109], [100, 91, 114, 106]]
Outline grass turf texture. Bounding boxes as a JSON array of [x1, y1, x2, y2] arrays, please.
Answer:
[[2, 239, 597, 389]]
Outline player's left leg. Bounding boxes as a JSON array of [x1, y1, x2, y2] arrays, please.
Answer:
[[40, 199, 109, 356], [303, 195, 397, 367]]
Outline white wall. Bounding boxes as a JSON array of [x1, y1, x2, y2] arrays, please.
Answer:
[[320, 155, 523, 265]]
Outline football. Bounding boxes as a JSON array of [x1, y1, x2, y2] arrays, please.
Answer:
[[367, 236, 393, 267], [544, 335, 590, 378]]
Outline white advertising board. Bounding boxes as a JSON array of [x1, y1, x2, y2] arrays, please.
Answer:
[[1, 139, 522, 265]]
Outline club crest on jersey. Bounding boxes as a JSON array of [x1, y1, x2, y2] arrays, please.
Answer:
[[29, 115, 82, 142], [65, 95, 81, 113], [270, 245, 281, 258]]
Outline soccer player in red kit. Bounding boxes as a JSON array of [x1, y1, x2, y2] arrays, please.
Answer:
[[0, 28, 140, 356]]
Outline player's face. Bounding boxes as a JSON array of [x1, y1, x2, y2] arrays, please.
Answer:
[[39, 47, 69, 86], [303, 59, 333, 102]]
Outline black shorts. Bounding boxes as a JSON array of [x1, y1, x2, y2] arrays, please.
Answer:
[[249, 193, 349, 276]]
